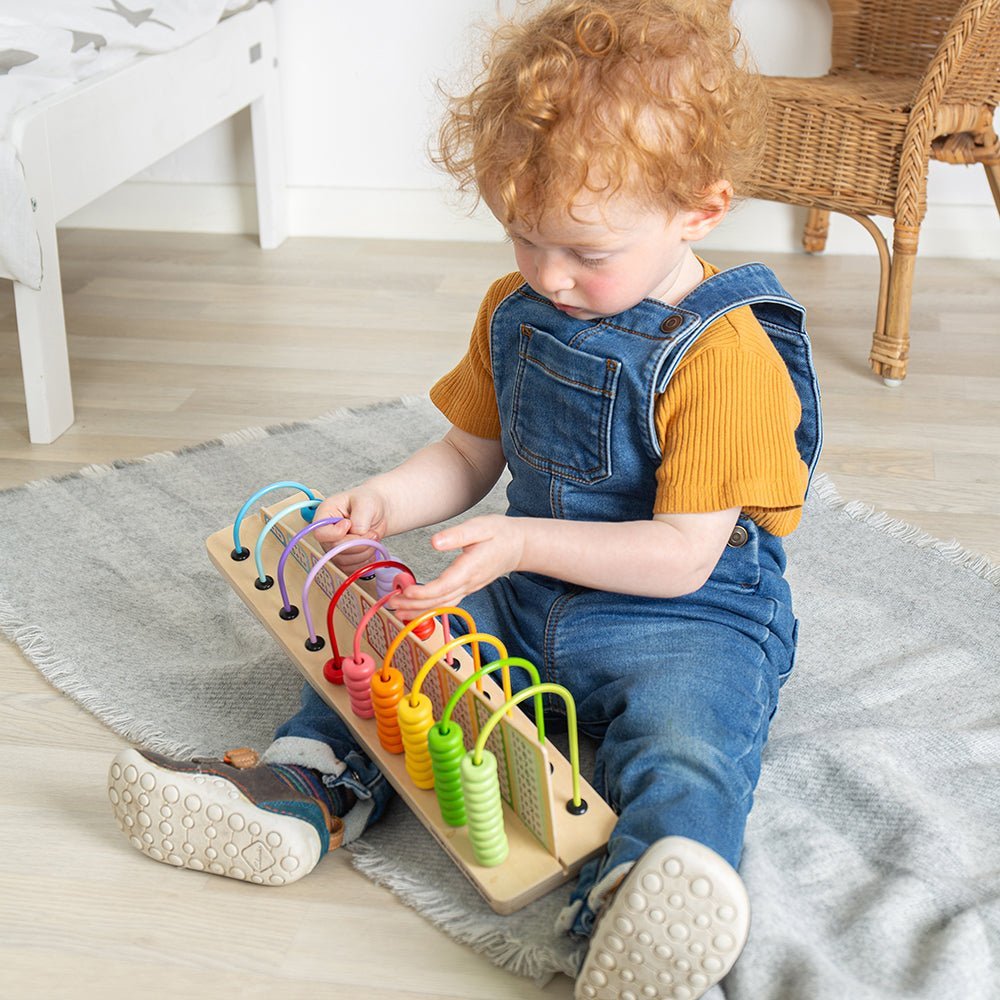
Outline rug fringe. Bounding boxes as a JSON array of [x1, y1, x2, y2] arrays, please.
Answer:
[[307, 395, 435, 430], [0, 595, 198, 759], [218, 426, 270, 445], [348, 837, 582, 986], [809, 473, 1000, 586]]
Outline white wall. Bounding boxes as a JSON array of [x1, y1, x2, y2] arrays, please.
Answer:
[[62, 0, 999, 257]]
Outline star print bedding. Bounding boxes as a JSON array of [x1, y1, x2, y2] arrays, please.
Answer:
[[0, 0, 259, 287]]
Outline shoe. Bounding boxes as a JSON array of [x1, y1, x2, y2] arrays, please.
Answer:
[[574, 836, 750, 1000], [108, 747, 344, 886]]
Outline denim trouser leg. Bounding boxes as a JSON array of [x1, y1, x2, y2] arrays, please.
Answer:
[[452, 531, 796, 939], [550, 551, 796, 935], [579, 621, 779, 869], [557, 616, 784, 935]]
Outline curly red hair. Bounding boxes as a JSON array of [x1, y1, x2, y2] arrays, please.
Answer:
[[436, 0, 765, 225]]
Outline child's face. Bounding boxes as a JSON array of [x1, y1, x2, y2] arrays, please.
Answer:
[[500, 195, 709, 320]]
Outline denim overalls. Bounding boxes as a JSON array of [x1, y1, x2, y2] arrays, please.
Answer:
[[271, 263, 822, 933]]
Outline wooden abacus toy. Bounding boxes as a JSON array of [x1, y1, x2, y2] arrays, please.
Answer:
[[207, 482, 616, 914]]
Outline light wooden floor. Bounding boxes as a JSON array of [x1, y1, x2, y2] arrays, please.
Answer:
[[1, 230, 997, 1000]]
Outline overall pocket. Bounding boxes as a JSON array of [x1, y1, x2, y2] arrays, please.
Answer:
[[705, 514, 763, 592], [510, 324, 620, 484]]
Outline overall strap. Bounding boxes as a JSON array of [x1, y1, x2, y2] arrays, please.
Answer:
[[653, 262, 823, 485]]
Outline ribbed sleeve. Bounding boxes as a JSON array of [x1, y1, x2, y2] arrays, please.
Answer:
[[428, 272, 524, 440], [652, 304, 808, 535]]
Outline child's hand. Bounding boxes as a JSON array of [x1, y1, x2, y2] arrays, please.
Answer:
[[312, 488, 391, 574], [389, 515, 525, 616]]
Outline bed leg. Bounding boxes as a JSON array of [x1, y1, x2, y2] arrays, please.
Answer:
[[13, 212, 74, 444], [250, 77, 288, 250]]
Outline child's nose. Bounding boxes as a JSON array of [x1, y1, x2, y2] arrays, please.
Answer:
[[535, 254, 574, 295]]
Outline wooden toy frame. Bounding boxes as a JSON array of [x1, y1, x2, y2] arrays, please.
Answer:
[[207, 492, 616, 914], [7, 3, 285, 444]]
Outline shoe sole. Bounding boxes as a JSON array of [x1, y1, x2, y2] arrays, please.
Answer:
[[108, 748, 322, 885], [575, 836, 750, 1000]]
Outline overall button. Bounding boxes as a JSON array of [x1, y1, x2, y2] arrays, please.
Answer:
[[660, 314, 683, 333], [728, 525, 749, 547]]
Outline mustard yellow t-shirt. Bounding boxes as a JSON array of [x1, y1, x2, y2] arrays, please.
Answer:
[[430, 263, 808, 535]]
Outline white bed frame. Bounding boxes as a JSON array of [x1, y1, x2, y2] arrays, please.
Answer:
[[6, 2, 287, 444]]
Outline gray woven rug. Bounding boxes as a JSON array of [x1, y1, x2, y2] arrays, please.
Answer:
[[2, 396, 999, 998]]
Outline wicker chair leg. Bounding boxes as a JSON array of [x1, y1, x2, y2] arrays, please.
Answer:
[[985, 162, 1000, 217], [869, 223, 920, 384], [802, 209, 831, 253], [846, 213, 891, 370]]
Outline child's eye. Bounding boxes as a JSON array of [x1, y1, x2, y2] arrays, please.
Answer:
[[574, 252, 607, 267]]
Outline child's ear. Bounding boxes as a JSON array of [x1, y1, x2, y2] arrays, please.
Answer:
[[680, 181, 733, 241]]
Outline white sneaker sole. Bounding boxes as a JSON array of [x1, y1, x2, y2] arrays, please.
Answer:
[[575, 836, 750, 1000], [108, 748, 322, 886]]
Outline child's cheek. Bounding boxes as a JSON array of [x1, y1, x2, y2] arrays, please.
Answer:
[[580, 270, 621, 303]]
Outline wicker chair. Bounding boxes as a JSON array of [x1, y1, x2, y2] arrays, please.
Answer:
[[741, 0, 1000, 384]]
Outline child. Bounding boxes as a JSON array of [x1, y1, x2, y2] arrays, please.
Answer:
[[108, 2, 821, 998]]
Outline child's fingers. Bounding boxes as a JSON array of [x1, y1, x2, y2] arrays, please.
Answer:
[[392, 587, 466, 618], [390, 557, 480, 614], [343, 494, 386, 538], [390, 516, 515, 616], [311, 516, 352, 550], [431, 517, 491, 553], [314, 495, 348, 521], [332, 535, 384, 572]]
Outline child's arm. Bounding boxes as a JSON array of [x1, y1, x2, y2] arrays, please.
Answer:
[[311, 426, 505, 572], [388, 506, 742, 615]]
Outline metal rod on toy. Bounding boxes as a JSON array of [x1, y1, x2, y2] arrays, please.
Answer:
[[300, 540, 390, 651], [382, 607, 475, 679], [368, 608, 468, 755], [408, 633, 511, 706], [438, 657, 543, 737], [460, 682, 586, 868], [278, 533, 388, 619], [274, 516, 344, 617], [323, 559, 415, 683], [429, 658, 543, 827], [399, 633, 509, 790], [231, 481, 318, 558], [251, 500, 321, 588], [474, 683, 586, 814], [340, 575, 413, 720]]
